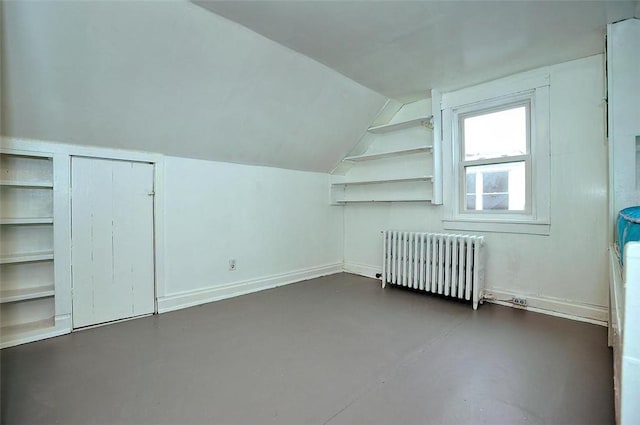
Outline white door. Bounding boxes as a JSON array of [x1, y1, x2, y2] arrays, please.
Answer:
[[71, 157, 155, 328]]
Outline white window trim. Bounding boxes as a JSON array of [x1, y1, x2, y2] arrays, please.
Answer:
[[456, 94, 532, 216], [442, 72, 551, 235]]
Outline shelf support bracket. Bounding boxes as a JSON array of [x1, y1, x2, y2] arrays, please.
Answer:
[[422, 117, 434, 130]]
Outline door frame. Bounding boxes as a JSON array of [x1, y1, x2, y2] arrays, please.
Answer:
[[70, 155, 161, 329]]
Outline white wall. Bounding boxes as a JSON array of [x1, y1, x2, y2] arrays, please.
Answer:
[[1, 0, 385, 172], [2, 137, 344, 322], [343, 55, 608, 321], [159, 155, 343, 311], [608, 19, 640, 233]]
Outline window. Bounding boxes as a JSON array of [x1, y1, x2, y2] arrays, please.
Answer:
[[442, 73, 550, 235], [461, 102, 529, 213]]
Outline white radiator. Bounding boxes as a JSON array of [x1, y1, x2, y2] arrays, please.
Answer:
[[382, 231, 485, 309]]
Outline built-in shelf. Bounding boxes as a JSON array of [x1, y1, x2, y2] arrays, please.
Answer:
[[0, 286, 55, 303], [1, 151, 57, 349], [367, 116, 433, 134], [334, 198, 432, 204], [332, 176, 432, 186], [1, 317, 54, 337], [344, 146, 433, 162], [0, 217, 54, 225], [0, 180, 53, 188], [0, 251, 54, 264], [330, 93, 443, 206], [1, 153, 53, 160]]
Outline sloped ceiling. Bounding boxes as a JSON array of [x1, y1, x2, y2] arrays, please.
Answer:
[[197, 0, 637, 101], [1, 1, 386, 172]]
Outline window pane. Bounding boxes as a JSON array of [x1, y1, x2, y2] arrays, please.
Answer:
[[483, 171, 508, 193], [483, 194, 509, 210], [465, 173, 476, 195], [466, 194, 476, 210], [463, 105, 527, 160], [464, 162, 526, 211]]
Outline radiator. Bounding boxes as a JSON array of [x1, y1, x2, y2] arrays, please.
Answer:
[[382, 231, 485, 309]]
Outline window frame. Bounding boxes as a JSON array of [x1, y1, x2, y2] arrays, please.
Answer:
[[442, 73, 550, 235], [456, 95, 533, 217]]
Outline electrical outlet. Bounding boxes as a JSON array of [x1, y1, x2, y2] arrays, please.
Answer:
[[512, 297, 527, 307], [229, 259, 236, 271]]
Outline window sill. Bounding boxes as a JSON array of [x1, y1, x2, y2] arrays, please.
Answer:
[[443, 218, 550, 235]]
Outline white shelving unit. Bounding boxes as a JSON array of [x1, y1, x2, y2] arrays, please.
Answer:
[[0, 218, 53, 225], [0, 152, 56, 346], [367, 116, 433, 134], [343, 146, 433, 162], [331, 93, 442, 205], [0, 251, 55, 264], [0, 180, 53, 188], [1, 286, 55, 303], [332, 176, 433, 186], [333, 197, 433, 204]]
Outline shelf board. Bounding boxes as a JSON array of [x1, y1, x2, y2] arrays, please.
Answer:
[[0, 217, 54, 225], [332, 176, 433, 186], [0, 180, 53, 188], [0, 286, 55, 303], [334, 198, 432, 204], [1, 317, 54, 337], [0, 152, 53, 160], [0, 251, 54, 264], [367, 116, 433, 134], [344, 146, 433, 162]]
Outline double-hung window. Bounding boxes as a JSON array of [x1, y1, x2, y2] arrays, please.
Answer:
[[461, 99, 530, 213], [442, 73, 550, 234]]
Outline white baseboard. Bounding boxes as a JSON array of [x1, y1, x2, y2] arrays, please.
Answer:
[[483, 288, 608, 326], [1, 314, 72, 349], [343, 261, 381, 279], [157, 263, 342, 313], [343, 263, 608, 326]]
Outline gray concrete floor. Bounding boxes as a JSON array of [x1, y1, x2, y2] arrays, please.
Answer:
[[1, 273, 613, 425]]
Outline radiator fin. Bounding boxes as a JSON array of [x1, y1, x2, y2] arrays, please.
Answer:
[[381, 231, 485, 309]]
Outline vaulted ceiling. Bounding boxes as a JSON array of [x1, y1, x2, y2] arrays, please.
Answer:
[[2, 1, 637, 173], [1, 1, 385, 172], [197, 0, 638, 101]]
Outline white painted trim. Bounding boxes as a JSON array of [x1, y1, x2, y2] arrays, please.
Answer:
[[343, 261, 381, 279], [442, 72, 550, 109], [443, 219, 550, 235], [153, 158, 166, 308], [53, 153, 72, 318], [431, 89, 443, 205], [442, 79, 551, 235], [483, 288, 608, 325], [157, 263, 342, 313], [1, 137, 162, 163], [72, 313, 153, 332], [0, 314, 71, 349], [343, 263, 607, 325]]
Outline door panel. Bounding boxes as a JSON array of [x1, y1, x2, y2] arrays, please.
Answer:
[[71, 157, 154, 328]]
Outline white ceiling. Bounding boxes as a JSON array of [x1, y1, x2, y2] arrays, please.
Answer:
[[196, 0, 638, 101], [2, 1, 385, 172]]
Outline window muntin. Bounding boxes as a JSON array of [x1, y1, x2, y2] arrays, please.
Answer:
[[458, 101, 531, 214]]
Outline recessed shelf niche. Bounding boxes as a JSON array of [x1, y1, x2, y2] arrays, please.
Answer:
[[0, 153, 56, 347]]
